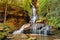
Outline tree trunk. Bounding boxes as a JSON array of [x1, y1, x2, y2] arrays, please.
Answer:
[[4, 3, 7, 23]]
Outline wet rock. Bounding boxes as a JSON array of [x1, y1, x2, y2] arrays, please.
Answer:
[[23, 23, 53, 36]]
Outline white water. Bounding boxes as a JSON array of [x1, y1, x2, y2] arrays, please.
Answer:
[[13, 24, 30, 34], [13, 3, 37, 35], [13, 25, 25, 34], [13, 3, 51, 36], [31, 23, 51, 36], [30, 3, 37, 24], [29, 4, 51, 36], [13, 26, 24, 34]]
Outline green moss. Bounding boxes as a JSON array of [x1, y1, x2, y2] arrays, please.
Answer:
[[0, 23, 10, 40]]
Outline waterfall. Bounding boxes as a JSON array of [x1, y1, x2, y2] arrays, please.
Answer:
[[12, 3, 37, 35], [30, 3, 38, 24], [12, 26, 24, 34], [12, 3, 52, 36], [13, 23, 30, 34], [30, 4, 52, 36]]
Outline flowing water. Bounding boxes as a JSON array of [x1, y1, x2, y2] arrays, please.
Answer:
[[12, 26, 24, 34], [13, 3, 37, 35], [7, 3, 60, 40], [30, 3, 38, 24], [29, 4, 51, 36], [13, 24, 30, 34], [13, 3, 51, 36]]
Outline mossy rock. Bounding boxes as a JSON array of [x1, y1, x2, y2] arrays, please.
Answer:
[[0, 23, 11, 40]]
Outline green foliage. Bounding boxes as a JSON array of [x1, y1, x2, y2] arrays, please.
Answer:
[[37, 0, 60, 28], [13, 0, 31, 14], [0, 23, 10, 40], [0, 0, 60, 28], [0, 0, 47, 15], [49, 0, 60, 28], [38, 0, 47, 13], [0, 0, 6, 4], [45, 0, 60, 28]]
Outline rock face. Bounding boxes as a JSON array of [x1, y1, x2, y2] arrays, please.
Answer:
[[0, 5, 5, 23], [0, 5, 30, 30]]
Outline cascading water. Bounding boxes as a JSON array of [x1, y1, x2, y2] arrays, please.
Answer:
[[12, 25, 24, 34], [30, 3, 38, 24], [12, 3, 37, 35], [12, 3, 52, 36], [29, 3, 52, 36], [13, 24, 30, 34]]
